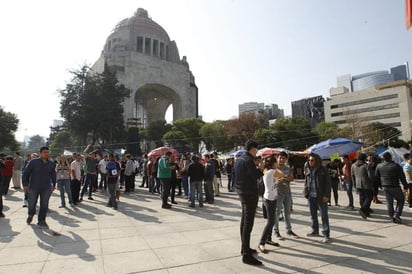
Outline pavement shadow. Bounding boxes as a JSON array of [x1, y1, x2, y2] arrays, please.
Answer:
[[272, 235, 412, 273], [0, 218, 19, 243], [171, 205, 238, 222], [117, 200, 161, 223], [31, 226, 96, 261]]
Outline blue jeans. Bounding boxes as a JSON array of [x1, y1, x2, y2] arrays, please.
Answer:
[[383, 187, 405, 218], [81, 173, 96, 198], [182, 175, 189, 196], [57, 179, 73, 206], [189, 181, 203, 206], [308, 196, 330, 237], [107, 183, 117, 209], [260, 198, 277, 244], [274, 193, 292, 232], [28, 186, 53, 223], [344, 180, 354, 207]]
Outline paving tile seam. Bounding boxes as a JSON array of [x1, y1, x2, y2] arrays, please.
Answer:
[[124, 254, 241, 274], [304, 241, 412, 273]]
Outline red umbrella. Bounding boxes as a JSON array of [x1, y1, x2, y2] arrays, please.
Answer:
[[148, 147, 178, 159], [257, 147, 285, 157]]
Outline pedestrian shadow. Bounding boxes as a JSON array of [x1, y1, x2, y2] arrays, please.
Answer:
[[31, 226, 96, 261], [47, 209, 81, 228], [117, 200, 161, 223], [0, 218, 19, 243], [172, 205, 238, 222], [271, 236, 412, 273]]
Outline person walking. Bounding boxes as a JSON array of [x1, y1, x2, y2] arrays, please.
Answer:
[[12, 152, 24, 189], [80, 150, 97, 201], [203, 154, 215, 204], [258, 155, 282, 254], [376, 152, 408, 223], [341, 155, 354, 210], [1, 155, 14, 195], [22, 146, 56, 228], [351, 153, 373, 219], [56, 155, 74, 208], [403, 153, 412, 209], [157, 151, 175, 209], [106, 154, 120, 210], [70, 153, 82, 205], [0, 156, 6, 217], [187, 155, 204, 208], [274, 151, 298, 240], [234, 140, 264, 266], [304, 153, 332, 243]]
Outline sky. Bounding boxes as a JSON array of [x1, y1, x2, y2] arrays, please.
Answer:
[[1, 0, 411, 142]]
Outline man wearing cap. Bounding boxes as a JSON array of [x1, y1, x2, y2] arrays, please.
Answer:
[[233, 140, 264, 266], [22, 146, 56, 228]]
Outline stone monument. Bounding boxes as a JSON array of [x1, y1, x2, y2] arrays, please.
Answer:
[[92, 8, 198, 128]]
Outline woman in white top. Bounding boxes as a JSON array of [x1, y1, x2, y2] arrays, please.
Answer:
[[258, 155, 284, 253], [56, 155, 74, 207]]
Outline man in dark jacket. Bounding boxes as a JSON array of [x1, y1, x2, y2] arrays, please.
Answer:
[[187, 155, 204, 208], [22, 146, 56, 228], [234, 140, 264, 266], [303, 153, 331, 243], [203, 154, 215, 204], [375, 152, 408, 223], [351, 153, 373, 219]]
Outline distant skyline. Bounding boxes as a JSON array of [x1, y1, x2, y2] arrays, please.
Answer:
[[0, 0, 411, 141]]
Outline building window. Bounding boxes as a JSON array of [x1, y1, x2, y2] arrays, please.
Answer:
[[152, 40, 159, 57], [137, 36, 143, 52], [335, 112, 401, 124], [108, 40, 112, 51], [165, 45, 169, 60], [144, 37, 151, 55], [330, 103, 399, 117], [160, 42, 165, 59], [330, 94, 398, 109]]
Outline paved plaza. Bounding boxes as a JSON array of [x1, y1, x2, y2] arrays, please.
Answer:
[[0, 177, 411, 274]]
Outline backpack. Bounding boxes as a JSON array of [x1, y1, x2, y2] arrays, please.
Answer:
[[106, 161, 118, 178]]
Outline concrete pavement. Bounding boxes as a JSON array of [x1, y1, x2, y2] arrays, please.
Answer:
[[0, 178, 411, 274]]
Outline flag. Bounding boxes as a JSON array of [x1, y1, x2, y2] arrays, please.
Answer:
[[330, 152, 340, 161], [407, 0, 412, 30]]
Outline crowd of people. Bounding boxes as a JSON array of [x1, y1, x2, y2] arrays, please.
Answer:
[[232, 140, 412, 266], [1, 142, 411, 267]]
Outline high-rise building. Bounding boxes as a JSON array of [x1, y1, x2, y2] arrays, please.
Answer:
[[336, 64, 409, 92], [291, 96, 325, 129], [238, 102, 284, 119], [325, 80, 412, 141]]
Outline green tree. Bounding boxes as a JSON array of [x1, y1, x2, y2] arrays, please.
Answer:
[[199, 120, 228, 151], [163, 130, 186, 150], [253, 128, 277, 148], [314, 122, 340, 140], [170, 118, 205, 152], [143, 119, 172, 147], [0, 106, 19, 150], [59, 63, 130, 145], [49, 131, 74, 156], [271, 117, 318, 151], [27, 135, 46, 150]]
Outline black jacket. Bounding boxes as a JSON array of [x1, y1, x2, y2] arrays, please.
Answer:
[[303, 154, 331, 202], [187, 161, 204, 182], [233, 152, 263, 195], [375, 160, 407, 188]]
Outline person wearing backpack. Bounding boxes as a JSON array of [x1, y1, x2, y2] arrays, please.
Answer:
[[106, 154, 120, 209]]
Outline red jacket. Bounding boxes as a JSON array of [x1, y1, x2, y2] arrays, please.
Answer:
[[1, 160, 14, 176]]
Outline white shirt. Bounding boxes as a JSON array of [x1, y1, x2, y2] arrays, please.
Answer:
[[263, 169, 278, 201], [70, 160, 81, 181], [99, 159, 107, 174]]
